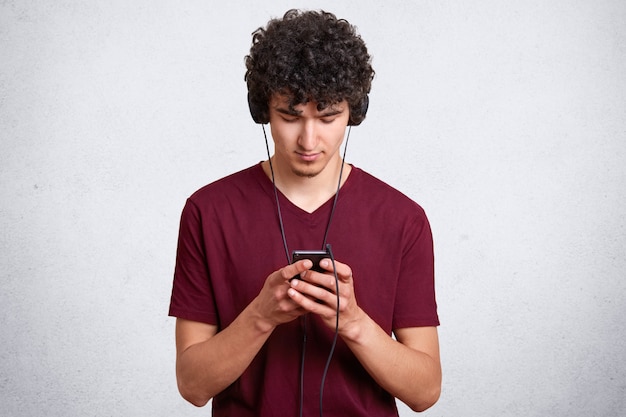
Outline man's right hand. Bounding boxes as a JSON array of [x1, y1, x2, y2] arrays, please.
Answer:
[[250, 259, 315, 332], [175, 258, 316, 406]]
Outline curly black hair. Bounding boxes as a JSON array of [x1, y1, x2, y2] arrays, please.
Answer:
[[245, 9, 374, 125]]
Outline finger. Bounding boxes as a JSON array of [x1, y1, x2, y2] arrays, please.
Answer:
[[290, 277, 335, 300], [279, 259, 313, 281], [319, 258, 352, 282], [295, 269, 337, 294], [287, 285, 335, 313]]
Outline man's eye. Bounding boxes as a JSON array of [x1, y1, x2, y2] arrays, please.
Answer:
[[320, 118, 336, 124], [282, 117, 298, 123]]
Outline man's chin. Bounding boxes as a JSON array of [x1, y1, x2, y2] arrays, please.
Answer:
[[291, 163, 322, 178], [292, 168, 320, 178]]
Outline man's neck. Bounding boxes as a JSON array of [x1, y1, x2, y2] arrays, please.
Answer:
[[262, 158, 351, 213]]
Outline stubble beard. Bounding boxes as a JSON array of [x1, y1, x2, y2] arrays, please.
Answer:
[[291, 164, 321, 178]]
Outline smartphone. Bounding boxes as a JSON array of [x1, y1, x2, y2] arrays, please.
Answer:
[[291, 250, 333, 299], [292, 250, 328, 273]]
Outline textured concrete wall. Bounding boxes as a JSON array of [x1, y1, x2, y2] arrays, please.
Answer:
[[1, 1, 625, 416]]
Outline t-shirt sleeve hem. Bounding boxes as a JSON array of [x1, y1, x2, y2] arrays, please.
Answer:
[[168, 307, 218, 326], [393, 316, 440, 329]]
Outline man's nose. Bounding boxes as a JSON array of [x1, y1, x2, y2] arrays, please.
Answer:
[[298, 120, 318, 150]]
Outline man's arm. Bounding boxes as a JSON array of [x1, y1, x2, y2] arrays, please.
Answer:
[[175, 313, 270, 407], [343, 323, 441, 412], [174, 260, 314, 406], [288, 260, 441, 411]]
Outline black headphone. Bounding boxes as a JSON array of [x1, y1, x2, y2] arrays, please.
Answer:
[[248, 93, 369, 126]]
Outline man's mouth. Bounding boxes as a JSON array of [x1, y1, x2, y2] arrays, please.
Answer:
[[297, 152, 320, 162]]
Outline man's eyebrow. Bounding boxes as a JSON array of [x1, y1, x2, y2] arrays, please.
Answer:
[[319, 108, 344, 117], [274, 106, 302, 116], [273, 104, 346, 117]]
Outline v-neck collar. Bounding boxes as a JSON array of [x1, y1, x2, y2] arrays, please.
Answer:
[[252, 161, 357, 224]]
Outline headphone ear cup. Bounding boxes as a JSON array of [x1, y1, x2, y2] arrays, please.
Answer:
[[248, 93, 267, 124], [361, 95, 369, 120], [348, 95, 369, 126]]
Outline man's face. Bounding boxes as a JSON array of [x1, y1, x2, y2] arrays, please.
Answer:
[[268, 94, 350, 179]]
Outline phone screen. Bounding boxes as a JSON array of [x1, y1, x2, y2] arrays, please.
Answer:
[[292, 250, 327, 272]]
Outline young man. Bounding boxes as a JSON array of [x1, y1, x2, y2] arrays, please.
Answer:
[[169, 9, 441, 416]]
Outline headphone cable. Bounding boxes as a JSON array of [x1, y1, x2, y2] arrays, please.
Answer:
[[262, 124, 350, 417], [262, 125, 291, 264], [319, 243, 341, 417]]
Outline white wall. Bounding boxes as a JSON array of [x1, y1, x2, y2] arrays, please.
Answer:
[[1, 1, 625, 416]]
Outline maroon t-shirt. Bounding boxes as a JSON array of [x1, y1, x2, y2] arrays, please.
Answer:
[[169, 163, 438, 416]]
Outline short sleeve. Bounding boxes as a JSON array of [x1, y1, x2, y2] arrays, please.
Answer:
[[392, 208, 439, 329], [168, 198, 219, 325]]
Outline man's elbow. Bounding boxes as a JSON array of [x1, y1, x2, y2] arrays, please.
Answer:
[[406, 384, 441, 413], [177, 379, 211, 408]]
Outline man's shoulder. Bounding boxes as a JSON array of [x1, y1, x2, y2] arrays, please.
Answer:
[[351, 166, 425, 213], [188, 163, 265, 204], [192, 163, 262, 193]]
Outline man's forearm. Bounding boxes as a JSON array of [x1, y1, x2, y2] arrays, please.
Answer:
[[176, 304, 275, 406], [341, 311, 442, 412]]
